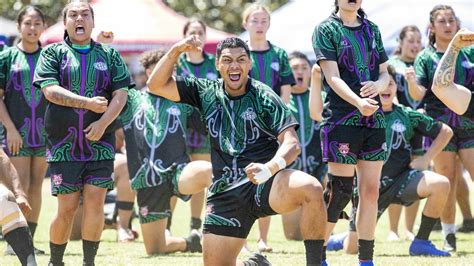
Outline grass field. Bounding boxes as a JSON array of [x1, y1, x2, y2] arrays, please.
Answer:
[[1, 178, 473, 265]]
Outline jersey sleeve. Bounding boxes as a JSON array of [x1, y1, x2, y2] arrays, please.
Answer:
[[414, 52, 430, 89], [279, 50, 296, 86], [312, 22, 338, 63], [408, 107, 442, 139], [109, 48, 134, 91], [0, 49, 11, 90], [33, 45, 60, 89], [118, 89, 140, 126], [262, 89, 299, 137], [373, 25, 388, 64], [176, 75, 204, 110]]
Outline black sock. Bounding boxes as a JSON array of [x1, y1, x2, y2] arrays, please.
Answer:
[[166, 213, 173, 230], [4, 227, 36, 265], [27, 222, 37, 239], [82, 240, 100, 265], [358, 239, 374, 261], [416, 214, 438, 240], [304, 240, 324, 265], [322, 246, 327, 261], [50, 242, 67, 265], [190, 217, 202, 230]]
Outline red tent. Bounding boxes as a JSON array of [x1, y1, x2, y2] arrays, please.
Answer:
[[40, 0, 233, 54]]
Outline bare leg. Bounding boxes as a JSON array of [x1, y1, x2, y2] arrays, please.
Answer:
[[141, 219, 186, 254], [455, 161, 473, 220], [114, 154, 136, 242], [50, 192, 81, 244], [404, 201, 420, 240], [281, 207, 303, 240], [190, 153, 210, 231], [81, 185, 107, 241], [203, 233, 246, 265], [28, 157, 48, 224], [257, 217, 272, 252], [9, 157, 32, 220], [387, 204, 402, 241], [433, 152, 456, 225]]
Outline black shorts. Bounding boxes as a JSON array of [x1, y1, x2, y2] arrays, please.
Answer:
[[203, 178, 277, 239], [136, 165, 190, 224], [49, 160, 114, 196], [349, 169, 423, 231], [321, 125, 386, 164]]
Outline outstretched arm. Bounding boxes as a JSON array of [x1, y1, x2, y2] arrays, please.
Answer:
[[432, 29, 474, 115], [147, 35, 202, 102]]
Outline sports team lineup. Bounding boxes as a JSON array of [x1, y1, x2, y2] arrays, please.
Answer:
[[0, 0, 473, 265]]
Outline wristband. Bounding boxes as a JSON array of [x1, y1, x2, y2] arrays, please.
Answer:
[[254, 164, 272, 184], [273, 156, 287, 171]]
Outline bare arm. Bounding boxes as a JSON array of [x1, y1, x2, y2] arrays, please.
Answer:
[[0, 89, 23, 155], [0, 150, 26, 199], [319, 60, 379, 116], [308, 64, 323, 122], [405, 66, 426, 101], [244, 127, 301, 184], [147, 35, 202, 102], [42, 84, 107, 112], [0, 89, 16, 133], [84, 89, 128, 141], [411, 123, 453, 170], [280, 84, 292, 104], [432, 30, 474, 115]]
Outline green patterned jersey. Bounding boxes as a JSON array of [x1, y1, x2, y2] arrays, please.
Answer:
[[33, 39, 134, 162], [176, 52, 218, 80], [249, 42, 296, 96], [118, 89, 193, 190], [383, 104, 441, 178], [287, 90, 324, 174], [388, 56, 421, 109], [415, 45, 474, 127], [312, 15, 388, 128], [0, 46, 46, 150], [176, 76, 298, 196]]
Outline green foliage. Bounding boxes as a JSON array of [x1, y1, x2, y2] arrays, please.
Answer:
[[0, 0, 69, 27], [164, 0, 290, 34]]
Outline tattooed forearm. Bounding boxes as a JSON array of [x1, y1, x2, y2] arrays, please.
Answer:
[[434, 45, 460, 89], [44, 85, 89, 109]]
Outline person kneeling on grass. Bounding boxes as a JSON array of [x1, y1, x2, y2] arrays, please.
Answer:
[[326, 65, 453, 257], [147, 36, 327, 265], [0, 149, 37, 265], [117, 49, 212, 255]]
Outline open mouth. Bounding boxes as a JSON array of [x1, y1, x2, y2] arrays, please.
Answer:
[[75, 26, 85, 35], [380, 93, 391, 99], [348, 0, 357, 4], [229, 73, 241, 82], [296, 77, 304, 83]]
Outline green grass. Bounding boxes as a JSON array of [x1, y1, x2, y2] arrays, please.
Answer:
[[1, 179, 473, 265]]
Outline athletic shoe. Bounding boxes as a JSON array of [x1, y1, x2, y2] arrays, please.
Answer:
[[185, 231, 202, 253], [409, 238, 450, 257], [326, 232, 347, 251], [321, 259, 328, 266], [458, 219, 474, 233], [359, 260, 374, 266], [387, 231, 400, 242], [443, 233, 456, 252], [247, 253, 271, 266]]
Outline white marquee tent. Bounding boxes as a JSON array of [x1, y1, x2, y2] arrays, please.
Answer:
[[240, 0, 474, 59]]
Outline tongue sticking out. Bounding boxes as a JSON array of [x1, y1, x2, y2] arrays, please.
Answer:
[[229, 73, 241, 82]]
